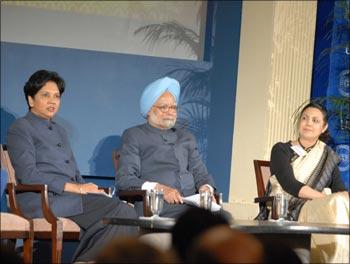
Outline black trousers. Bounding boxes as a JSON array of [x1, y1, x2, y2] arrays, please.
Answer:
[[68, 194, 138, 262]]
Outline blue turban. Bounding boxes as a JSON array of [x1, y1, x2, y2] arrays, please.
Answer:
[[140, 77, 180, 118]]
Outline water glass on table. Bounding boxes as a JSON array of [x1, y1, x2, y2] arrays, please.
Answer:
[[147, 189, 164, 218], [199, 189, 212, 210], [273, 193, 289, 220]]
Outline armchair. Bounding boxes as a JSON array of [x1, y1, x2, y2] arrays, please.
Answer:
[[0, 169, 34, 264], [1, 144, 75, 263], [253, 160, 278, 219], [0, 145, 111, 263], [0, 212, 34, 263], [1, 145, 111, 263]]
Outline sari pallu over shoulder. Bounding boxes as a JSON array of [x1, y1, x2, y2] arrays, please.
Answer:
[[255, 144, 340, 221]]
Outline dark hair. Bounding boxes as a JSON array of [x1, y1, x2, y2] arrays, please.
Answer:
[[171, 207, 230, 262], [96, 236, 177, 263], [298, 102, 330, 143], [263, 241, 302, 264], [24, 70, 65, 109]]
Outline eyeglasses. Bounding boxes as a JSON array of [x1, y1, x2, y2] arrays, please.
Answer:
[[153, 104, 178, 113]]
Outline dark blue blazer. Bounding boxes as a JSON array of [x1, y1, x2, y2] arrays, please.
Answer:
[[117, 123, 216, 197], [7, 111, 84, 218]]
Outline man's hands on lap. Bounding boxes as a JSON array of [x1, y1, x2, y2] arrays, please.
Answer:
[[155, 183, 183, 204], [65, 182, 106, 195], [153, 184, 218, 204], [80, 183, 105, 194]]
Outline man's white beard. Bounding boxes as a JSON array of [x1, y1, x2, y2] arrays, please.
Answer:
[[163, 119, 176, 129]]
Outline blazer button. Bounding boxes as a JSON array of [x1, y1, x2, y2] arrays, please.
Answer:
[[65, 160, 70, 164], [57, 143, 62, 147]]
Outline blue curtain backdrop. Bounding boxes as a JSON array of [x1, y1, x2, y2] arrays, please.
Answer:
[[311, 0, 349, 189]]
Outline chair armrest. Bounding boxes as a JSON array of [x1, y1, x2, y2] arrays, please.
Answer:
[[254, 196, 275, 203], [99, 187, 112, 196], [118, 190, 152, 217], [118, 190, 147, 203], [8, 183, 60, 225], [7, 183, 25, 217], [254, 196, 280, 220]]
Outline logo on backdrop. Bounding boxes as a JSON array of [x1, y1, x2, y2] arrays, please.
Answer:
[[339, 69, 349, 97], [336, 144, 349, 172]]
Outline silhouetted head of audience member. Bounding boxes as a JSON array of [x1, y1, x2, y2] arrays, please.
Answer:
[[263, 241, 302, 264], [95, 236, 178, 263], [189, 225, 264, 263], [171, 207, 230, 262]]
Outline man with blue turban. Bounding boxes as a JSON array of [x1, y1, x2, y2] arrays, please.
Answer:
[[116, 77, 221, 218]]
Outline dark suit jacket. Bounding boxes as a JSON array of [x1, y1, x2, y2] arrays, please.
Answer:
[[7, 111, 84, 218], [117, 123, 215, 197]]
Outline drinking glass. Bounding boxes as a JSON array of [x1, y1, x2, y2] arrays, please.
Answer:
[[109, 186, 116, 197], [273, 193, 289, 220], [148, 189, 164, 218], [199, 189, 212, 210]]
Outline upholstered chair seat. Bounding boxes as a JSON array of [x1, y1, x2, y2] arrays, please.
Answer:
[[1, 212, 31, 231]]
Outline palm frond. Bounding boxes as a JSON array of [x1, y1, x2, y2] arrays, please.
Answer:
[[336, 0, 350, 19], [319, 43, 350, 57], [166, 67, 211, 99], [292, 97, 350, 133], [134, 20, 200, 56]]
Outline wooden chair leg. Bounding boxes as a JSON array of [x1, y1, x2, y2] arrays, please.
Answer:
[[22, 237, 33, 264], [52, 236, 63, 264], [51, 221, 63, 264]]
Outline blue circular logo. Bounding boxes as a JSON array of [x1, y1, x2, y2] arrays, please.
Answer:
[[336, 144, 349, 172], [338, 69, 349, 97]]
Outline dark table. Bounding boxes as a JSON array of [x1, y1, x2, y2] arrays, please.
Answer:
[[103, 217, 349, 263]]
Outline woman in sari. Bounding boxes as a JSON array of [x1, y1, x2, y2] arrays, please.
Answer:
[[256, 102, 349, 263]]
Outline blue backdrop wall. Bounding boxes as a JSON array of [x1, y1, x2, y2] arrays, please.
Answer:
[[1, 41, 210, 175], [0, 2, 242, 200], [311, 0, 349, 189]]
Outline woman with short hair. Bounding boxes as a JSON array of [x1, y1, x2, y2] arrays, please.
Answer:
[[7, 69, 138, 263]]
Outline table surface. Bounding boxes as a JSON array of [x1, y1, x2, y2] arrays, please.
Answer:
[[103, 217, 350, 235]]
